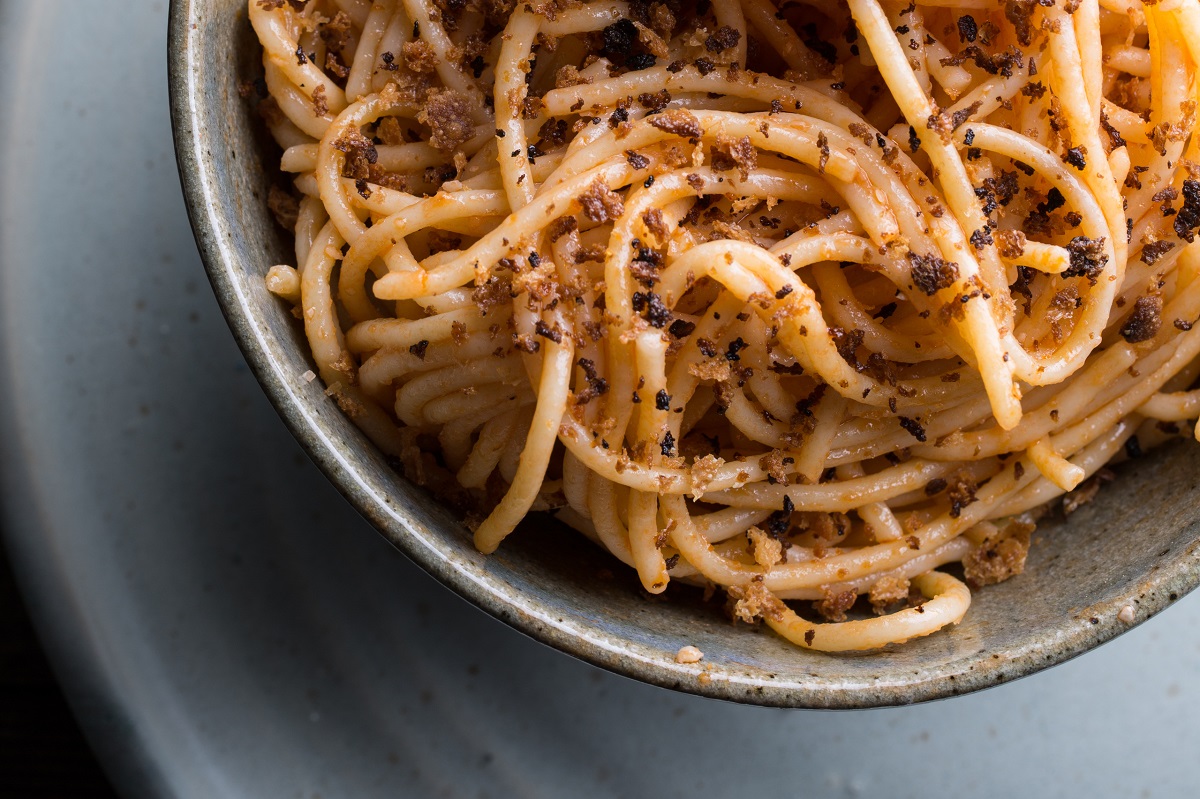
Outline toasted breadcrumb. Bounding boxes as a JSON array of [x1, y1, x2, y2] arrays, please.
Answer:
[[311, 84, 328, 116], [708, 135, 757, 180], [727, 578, 786, 623], [995, 229, 1026, 259], [814, 588, 857, 622], [963, 519, 1034, 587], [868, 576, 911, 614], [758, 449, 789, 485], [402, 39, 438, 73], [689, 454, 723, 499], [1121, 295, 1163, 343], [418, 89, 475, 152], [648, 109, 702, 139], [747, 526, 783, 567], [578, 179, 626, 223], [688, 359, 732, 382]]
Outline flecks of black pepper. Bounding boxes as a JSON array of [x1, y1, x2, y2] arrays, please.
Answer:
[[1125, 435, 1143, 459], [898, 416, 927, 442]]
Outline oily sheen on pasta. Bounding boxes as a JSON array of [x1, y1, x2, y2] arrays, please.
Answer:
[[249, 0, 1200, 652]]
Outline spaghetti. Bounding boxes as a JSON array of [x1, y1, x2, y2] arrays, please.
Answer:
[[247, 0, 1200, 651]]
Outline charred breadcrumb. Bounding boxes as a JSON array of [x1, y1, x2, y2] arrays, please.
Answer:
[[639, 89, 671, 111], [908, 252, 959, 295], [974, 170, 1019, 214], [1175, 179, 1200, 242], [630, 247, 663, 285], [705, 25, 741, 54], [534, 319, 563, 343], [632, 290, 671, 327], [940, 44, 1024, 77], [575, 357, 610, 405], [1010, 264, 1035, 314], [1063, 146, 1086, 170], [969, 227, 993, 249], [898, 416, 927, 442], [1121, 295, 1163, 343], [1063, 236, 1108, 285], [668, 319, 696, 338], [1021, 81, 1047, 100], [957, 14, 977, 43], [1141, 239, 1176, 265], [830, 327, 865, 369]]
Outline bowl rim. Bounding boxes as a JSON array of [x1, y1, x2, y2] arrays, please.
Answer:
[[167, 0, 1200, 708]]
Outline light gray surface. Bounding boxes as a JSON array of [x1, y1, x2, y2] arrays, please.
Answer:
[[1, 2, 1198, 797]]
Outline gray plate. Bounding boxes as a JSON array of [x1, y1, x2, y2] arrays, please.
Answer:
[[5, 4, 1200, 796], [167, 0, 1200, 706]]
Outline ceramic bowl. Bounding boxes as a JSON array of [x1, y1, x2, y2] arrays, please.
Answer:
[[168, 0, 1200, 707]]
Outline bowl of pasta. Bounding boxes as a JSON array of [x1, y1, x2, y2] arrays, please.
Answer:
[[169, 0, 1200, 707]]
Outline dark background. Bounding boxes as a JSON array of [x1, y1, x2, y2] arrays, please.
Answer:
[[2, 545, 118, 797]]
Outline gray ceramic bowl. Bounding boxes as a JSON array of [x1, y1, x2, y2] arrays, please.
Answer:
[[168, 0, 1200, 708]]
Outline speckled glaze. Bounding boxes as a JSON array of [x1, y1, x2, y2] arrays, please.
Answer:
[[168, 0, 1200, 708]]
